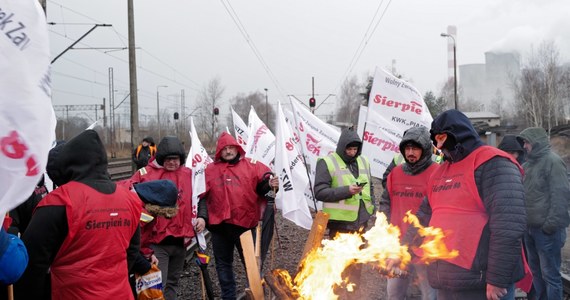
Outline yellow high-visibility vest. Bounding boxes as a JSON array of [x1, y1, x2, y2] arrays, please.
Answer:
[[320, 153, 373, 222]]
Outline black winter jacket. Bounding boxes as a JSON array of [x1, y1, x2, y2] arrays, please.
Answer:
[[412, 110, 526, 290]]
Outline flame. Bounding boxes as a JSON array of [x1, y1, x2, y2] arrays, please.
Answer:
[[282, 212, 458, 300], [404, 211, 459, 263], [293, 212, 410, 300]]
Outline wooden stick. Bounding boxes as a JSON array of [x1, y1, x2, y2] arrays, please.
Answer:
[[240, 230, 264, 300], [298, 211, 329, 271], [255, 221, 262, 272], [7, 285, 13, 300], [264, 269, 299, 300]]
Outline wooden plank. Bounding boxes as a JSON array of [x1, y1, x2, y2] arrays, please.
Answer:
[[298, 211, 329, 270], [240, 230, 264, 300]]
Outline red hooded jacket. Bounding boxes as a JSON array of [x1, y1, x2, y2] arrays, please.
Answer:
[[203, 132, 271, 229], [122, 158, 194, 253]]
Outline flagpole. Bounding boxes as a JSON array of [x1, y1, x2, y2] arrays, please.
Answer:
[[288, 97, 318, 212]]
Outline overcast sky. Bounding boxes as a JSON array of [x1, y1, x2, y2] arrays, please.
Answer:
[[47, 0, 570, 122]]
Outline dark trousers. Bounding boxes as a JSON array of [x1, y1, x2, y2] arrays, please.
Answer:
[[210, 223, 250, 300]]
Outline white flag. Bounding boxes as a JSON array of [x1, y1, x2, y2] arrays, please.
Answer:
[[244, 106, 275, 167], [275, 103, 312, 229], [0, 1, 56, 217], [363, 67, 433, 177], [289, 100, 340, 180], [187, 118, 213, 249], [231, 107, 248, 147]]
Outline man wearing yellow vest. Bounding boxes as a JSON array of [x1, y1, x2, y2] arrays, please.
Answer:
[[314, 128, 374, 297]]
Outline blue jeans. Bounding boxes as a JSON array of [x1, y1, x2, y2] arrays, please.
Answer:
[[210, 224, 249, 300], [386, 264, 436, 300], [524, 227, 566, 300]]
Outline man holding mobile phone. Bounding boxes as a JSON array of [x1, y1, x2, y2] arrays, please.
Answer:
[[314, 128, 375, 298]]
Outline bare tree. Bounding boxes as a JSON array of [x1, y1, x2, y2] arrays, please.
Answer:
[[511, 40, 569, 132], [228, 91, 275, 131], [424, 91, 447, 117], [335, 75, 364, 126], [196, 77, 225, 150]]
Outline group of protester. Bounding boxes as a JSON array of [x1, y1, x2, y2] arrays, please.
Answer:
[[1, 130, 278, 300], [324, 109, 568, 300], [1, 108, 568, 300]]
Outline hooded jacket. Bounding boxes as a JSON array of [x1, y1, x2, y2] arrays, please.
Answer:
[[498, 135, 526, 164], [412, 110, 526, 290], [133, 136, 157, 169], [16, 130, 142, 300], [123, 136, 198, 252], [379, 126, 438, 227], [314, 129, 374, 231], [517, 127, 570, 233], [202, 132, 273, 229]]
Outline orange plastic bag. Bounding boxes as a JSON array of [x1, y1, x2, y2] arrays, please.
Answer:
[[135, 264, 165, 300]]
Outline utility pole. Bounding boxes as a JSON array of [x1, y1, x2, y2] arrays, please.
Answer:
[[128, 0, 140, 169]]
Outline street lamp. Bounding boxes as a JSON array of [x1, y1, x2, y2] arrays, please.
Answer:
[[264, 88, 268, 124], [156, 85, 168, 139], [440, 33, 458, 110]]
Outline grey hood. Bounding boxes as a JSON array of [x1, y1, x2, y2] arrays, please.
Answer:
[[399, 126, 434, 175], [335, 128, 362, 164]]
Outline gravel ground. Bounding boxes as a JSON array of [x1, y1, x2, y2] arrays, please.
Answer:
[[176, 177, 421, 299], [177, 213, 400, 300]]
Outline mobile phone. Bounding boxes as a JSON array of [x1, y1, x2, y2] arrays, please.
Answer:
[[356, 182, 367, 187]]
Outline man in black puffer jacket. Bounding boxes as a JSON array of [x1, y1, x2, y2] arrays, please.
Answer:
[[395, 110, 527, 300]]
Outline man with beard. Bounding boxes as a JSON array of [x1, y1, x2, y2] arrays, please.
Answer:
[[379, 126, 438, 300], [391, 110, 527, 300], [200, 132, 278, 300]]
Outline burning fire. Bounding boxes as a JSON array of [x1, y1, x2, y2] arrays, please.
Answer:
[[281, 211, 458, 300], [403, 211, 459, 263]]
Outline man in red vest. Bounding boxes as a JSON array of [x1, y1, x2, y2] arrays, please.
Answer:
[[380, 126, 438, 300], [15, 130, 142, 300], [389, 110, 527, 300]]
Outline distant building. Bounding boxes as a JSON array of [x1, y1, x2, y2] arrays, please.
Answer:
[[459, 51, 520, 111]]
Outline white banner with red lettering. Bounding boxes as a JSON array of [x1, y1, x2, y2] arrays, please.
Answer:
[[187, 118, 213, 249], [230, 107, 248, 148], [274, 103, 312, 229], [244, 106, 275, 167], [0, 1, 56, 217], [363, 67, 433, 178], [289, 100, 340, 178]]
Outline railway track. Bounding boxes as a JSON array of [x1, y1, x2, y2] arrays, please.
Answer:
[[108, 158, 134, 181]]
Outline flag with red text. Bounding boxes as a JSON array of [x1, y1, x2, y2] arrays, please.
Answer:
[[363, 67, 433, 177], [230, 107, 248, 148], [244, 106, 275, 167], [187, 118, 213, 249], [0, 1, 56, 217], [275, 103, 312, 229]]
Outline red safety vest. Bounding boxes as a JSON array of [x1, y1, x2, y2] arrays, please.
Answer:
[[427, 146, 519, 269], [387, 163, 438, 236], [39, 181, 141, 300]]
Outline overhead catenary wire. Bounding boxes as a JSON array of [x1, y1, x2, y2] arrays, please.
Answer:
[[335, 0, 393, 94], [47, 0, 202, 96], [219, 0, 288, 100]]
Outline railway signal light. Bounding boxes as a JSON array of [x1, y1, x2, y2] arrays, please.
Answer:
[[309, 97, 316, 108]]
